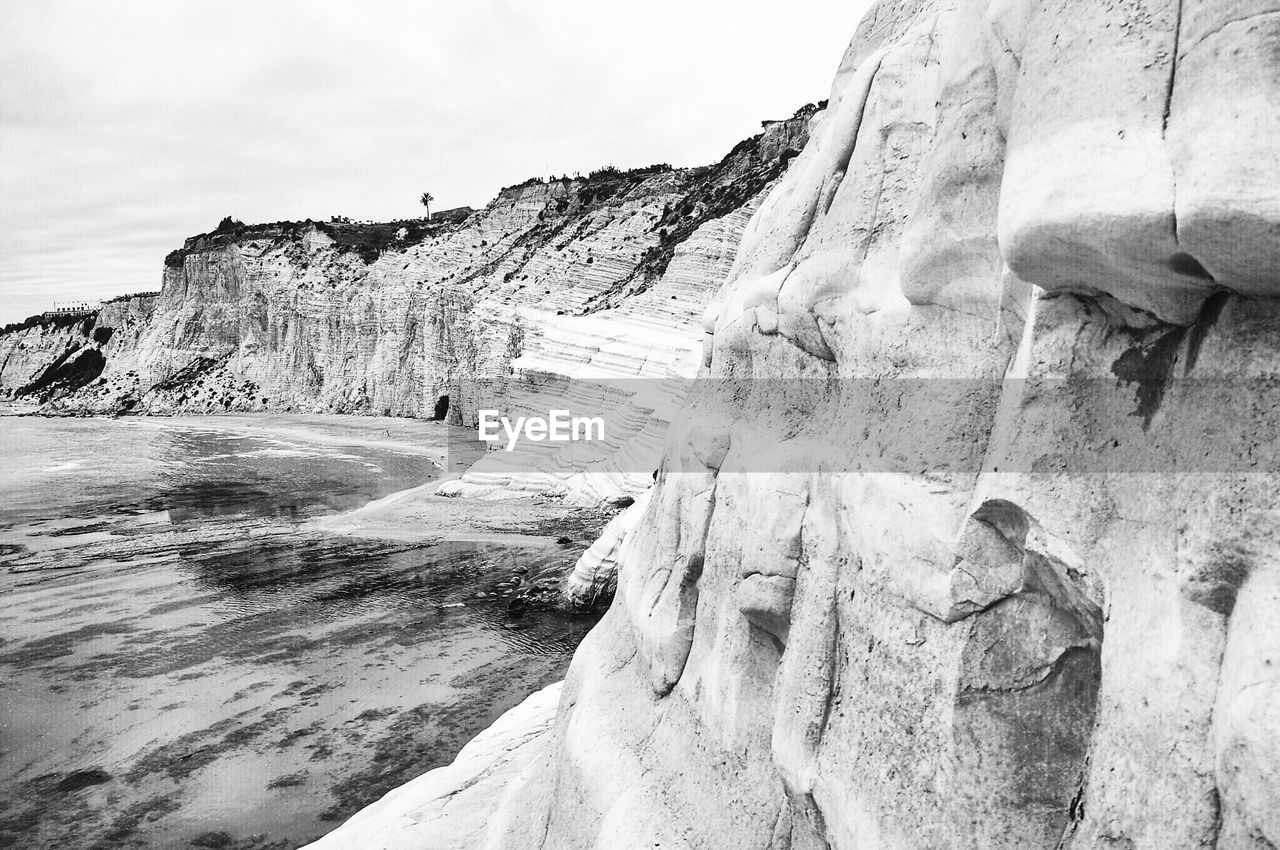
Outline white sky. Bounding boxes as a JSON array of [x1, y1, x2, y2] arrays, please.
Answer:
[[0, 0, 871, 324]]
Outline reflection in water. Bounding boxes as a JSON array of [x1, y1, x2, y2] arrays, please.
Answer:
[[0, 416, 603, 850]]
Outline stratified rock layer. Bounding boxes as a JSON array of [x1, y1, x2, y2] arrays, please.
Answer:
[[3, 117, 810, 435], [324, 1, 1279, 848], [4, 120, 810, 510]]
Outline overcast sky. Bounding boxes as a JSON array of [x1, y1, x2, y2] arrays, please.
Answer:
[[0, 0, 869, 324]]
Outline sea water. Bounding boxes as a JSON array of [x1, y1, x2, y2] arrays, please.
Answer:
[[0, 414, 600, 849]]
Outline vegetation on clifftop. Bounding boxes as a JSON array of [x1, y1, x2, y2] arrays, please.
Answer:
[[1, 311, 99, 337], [164, 210, 475, 269], [578, 105, 819, 312]]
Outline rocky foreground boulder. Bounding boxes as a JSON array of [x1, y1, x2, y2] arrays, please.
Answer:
[[314, 0, 1280, 847]]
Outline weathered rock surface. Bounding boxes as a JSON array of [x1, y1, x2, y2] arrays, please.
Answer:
[[563, 490, 652, 607], [317, 1, 1280, 848], [11, 0, 1279, 844]]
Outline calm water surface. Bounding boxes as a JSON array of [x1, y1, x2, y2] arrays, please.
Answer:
[[0, 415, 601, 850]]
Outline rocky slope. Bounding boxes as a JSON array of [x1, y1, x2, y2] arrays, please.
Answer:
[[315, 0, 1280, 848]]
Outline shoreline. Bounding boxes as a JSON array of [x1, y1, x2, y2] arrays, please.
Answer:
[[0, 413, 610, 849]]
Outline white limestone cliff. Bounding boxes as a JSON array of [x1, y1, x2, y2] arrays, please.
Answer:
[[316, 1, 1280, 847], [5, 116, 810, 429], [4, 119, 810, 512]]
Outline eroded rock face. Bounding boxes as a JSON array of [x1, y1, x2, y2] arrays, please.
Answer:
[[0, 295, 156, 405], [564, 491, 652, 608], [9, 116, 811, 437], [457, 1, 1280, 848], [2, 120, 811, 510]]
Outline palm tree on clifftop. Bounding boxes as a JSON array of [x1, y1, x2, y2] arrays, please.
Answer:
[[420, 191, 434, 221]]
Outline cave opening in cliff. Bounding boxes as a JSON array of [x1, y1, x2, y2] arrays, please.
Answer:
[[432, 394, 450, 421]]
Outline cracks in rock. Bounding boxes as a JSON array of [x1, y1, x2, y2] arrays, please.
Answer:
[[958, 643, 1096, 698], [1161, 0, 1183, 135], [632, 712, 664, 754], [1161, 0, 1190, 268], [827, 52, 887, 214], [536, 751, 562, 850], [816, 639, 838, 747], [1206, 785, 1223, 850], [921, 12, 943, 73], [860, 145, 890, 267], [1055, 756, 1091, 850], [988, 31, 1022, 74], [812, 528, 841, 749], [1157, 0, 1227, 298], [1180, 9, 1280, 57], [592, 635, 639, 678]]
